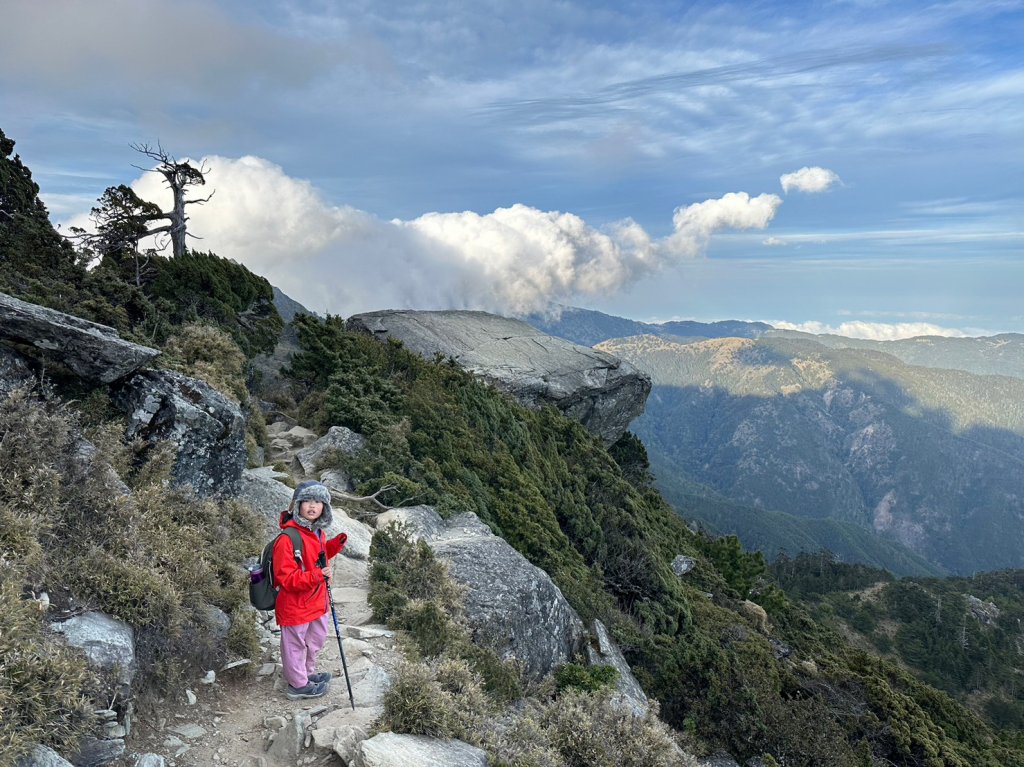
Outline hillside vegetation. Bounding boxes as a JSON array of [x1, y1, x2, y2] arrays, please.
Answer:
[[599, 333, 1024, 574], [773, 553, 1024, 735], [4, 128, 1024, 765], [276, 313, 1024, 765]]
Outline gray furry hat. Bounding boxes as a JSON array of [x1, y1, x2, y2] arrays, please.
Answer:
[[290, 480, 334, 531]]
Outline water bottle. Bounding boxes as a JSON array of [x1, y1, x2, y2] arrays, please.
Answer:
[[246, 562, 265, 584]]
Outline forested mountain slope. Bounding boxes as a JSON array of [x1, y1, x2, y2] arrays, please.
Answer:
[[599, 334, 1024, 574]]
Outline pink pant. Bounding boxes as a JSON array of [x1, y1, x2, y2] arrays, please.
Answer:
[[280, 613, 329, 688]]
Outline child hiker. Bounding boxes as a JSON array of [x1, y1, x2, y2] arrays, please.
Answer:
[[274, 480, 347, 700]]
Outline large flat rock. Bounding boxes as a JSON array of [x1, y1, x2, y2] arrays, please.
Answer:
[[0, 291, 158, 383], [347, 310, 650, 445]]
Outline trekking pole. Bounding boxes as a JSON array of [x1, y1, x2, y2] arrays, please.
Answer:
[[325, 573, 356, 710]]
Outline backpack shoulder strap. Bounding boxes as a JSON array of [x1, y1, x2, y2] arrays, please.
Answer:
[[281, 527, 305, 570]]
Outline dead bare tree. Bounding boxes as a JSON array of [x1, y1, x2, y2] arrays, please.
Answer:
[[129, 142, 214, 258]]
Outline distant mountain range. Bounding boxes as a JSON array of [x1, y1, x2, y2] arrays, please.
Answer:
[[524, 305, 771, 347], [525, 306, 1024, 575]]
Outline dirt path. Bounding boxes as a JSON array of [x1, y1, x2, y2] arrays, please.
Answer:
[[129, 532, 401, 767]]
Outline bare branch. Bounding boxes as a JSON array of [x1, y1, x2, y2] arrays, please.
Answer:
[[184, 190, 215, 206], [325, 484, 400, 512]]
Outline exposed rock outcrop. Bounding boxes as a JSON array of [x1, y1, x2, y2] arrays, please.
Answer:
[[0, 345, 35, 396], [0, 291, 159, 383], [585, 619, 649, 715], [376, 507, 587, 679], [347, 310, 650, 445], [294, 425, 366, 477], [353, 733, 487, 767], [112, 369, 246, 497], [50, 611, 136, 690]]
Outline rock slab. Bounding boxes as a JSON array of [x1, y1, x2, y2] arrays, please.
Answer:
[[50, 611, 136, 688], [112, 369, 246, 497], [585, 620, 649, 715], [353, 733, 487, 767], [14, 745, 74, 767], [0, 290, 159, 383], [378, 507, 586, 679], [347, 310, 650, 445]]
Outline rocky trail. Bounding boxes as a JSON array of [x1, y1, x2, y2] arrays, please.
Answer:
[[128, 424, 404, 767]]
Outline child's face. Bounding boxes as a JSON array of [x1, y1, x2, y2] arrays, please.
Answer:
[[298, 500, 324, 521]]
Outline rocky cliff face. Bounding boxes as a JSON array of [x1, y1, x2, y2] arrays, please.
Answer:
[[600, 334, 1024, 574], [347, 310, 651, 445]]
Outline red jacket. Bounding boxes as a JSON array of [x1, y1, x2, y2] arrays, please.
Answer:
[[272, 513, 346, 627]]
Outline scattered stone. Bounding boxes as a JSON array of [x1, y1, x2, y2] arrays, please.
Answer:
[[93, 709, 118, 722], [201, 670, 217, 684], [350, 665, 392, 707], [671, 555, 696, 576], [294, 426, 366, 477], [13, 744, 74, 767], [72, 736, 126, 767], [267, 711, 311, 762], [257, 663, 277, 676], [168, 723, 207, 740], [264, 716, 287, 731], [221, 659, 251, 671], [347, 626, 395, 640], [102, 722, 127, 739], [330, 725, 370, 763], [133, 755, 166, 767], [184, 690, 197, 706], [162, 736, 184, 749]]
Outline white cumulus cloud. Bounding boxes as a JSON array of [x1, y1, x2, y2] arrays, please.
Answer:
[[66, 155, 785, 317], [779, 166, 841, 194], [771, 320, 967, 340]]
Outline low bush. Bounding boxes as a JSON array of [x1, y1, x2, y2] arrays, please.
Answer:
[[0, 385, 264, 756]]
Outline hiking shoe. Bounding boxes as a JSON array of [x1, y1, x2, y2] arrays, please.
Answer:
[[286, 681, 327, 700], [309, 671, 332, 685]]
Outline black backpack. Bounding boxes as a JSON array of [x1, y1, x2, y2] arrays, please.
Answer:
[[249, 528, 304, 610]]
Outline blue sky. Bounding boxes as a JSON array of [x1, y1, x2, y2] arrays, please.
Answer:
[[2, 0, 1022, 337]]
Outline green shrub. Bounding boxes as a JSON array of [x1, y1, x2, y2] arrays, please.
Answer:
[[0, 566, 94, 765], [378, 660, 458, 738], [554, 663, 619, 694]]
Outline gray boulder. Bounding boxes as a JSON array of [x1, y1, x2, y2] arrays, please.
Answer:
[[71, 736, 125, 767], [0, 291, 158, 383], [132, 756, 165, 767], [294, 425, 366, 477], [378, 507, 586, 680], [0, 346, 36, 397], [15, 745, 74, 767], [347, 310, 650, 445], [50, 611, 136, 689], [237, 466, 295, 533], [112, 369, 246, 497], [585, 620, 649, 715], [353, 733, 487, 767], [672, 555, 696, 576]]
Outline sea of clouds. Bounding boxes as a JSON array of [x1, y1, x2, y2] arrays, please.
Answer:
[[67, 159, 839, 321]]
